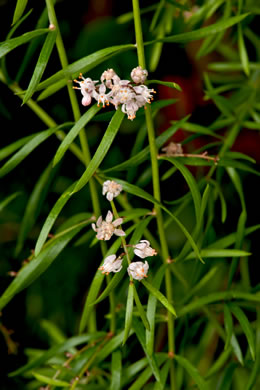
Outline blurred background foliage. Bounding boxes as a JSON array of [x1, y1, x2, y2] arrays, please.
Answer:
[[0, 0, 260, 389]]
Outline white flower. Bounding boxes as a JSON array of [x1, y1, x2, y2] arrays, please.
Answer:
[[99, 254, 123, 275], [91, 210, 125, 240], [102, 180, 123, 201], [134, 85, 155, 105], [127, 261, 149, 281], [92, 83, 112, 107], [131, 66, 148, 84], [121, 99, 139, 120], [73, 74, 97, 106], [133, 240, 157, 259]]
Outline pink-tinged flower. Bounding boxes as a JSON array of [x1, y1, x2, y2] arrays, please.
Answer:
[[102, 180, 123, 201], [99, 254, 123, 275], [81, 93, 92, 106], [131, 66, 148, 84], [133, 240, 157, 259], [73, 74, 97, 106], [91, 210, 125, 241], [127, 261, 149, 281], [101, 68, 117, 83]]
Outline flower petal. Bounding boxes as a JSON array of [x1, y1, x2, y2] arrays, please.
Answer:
[[114, 229, 126, 237], [97, 232, 104, 240], [96, 216, 102, 227], [113, 217, 123, 227], [134, 243, 146, 250], [99, 83, 106, 93], [134, 248, 145, 259], [113, 260, 123, 272], [106, 210, 113, 223], [82, 95, 92, 106], [107, 192, 113, 201], [104, 254, 117, 263]]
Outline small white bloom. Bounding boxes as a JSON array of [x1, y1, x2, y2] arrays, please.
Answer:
[[127, 261, 149, 281], [74, 75, 97, 93], [134, 240, 157, 259], [102, 180, 123, 201], [131, 66, 148, 84], [73, 74, 97, 106], [92, 83, 112, 107], [91, 210, 125, 240], [121, 99, 139, 120], [134, 85, 155, 105], [99, 254, 123, 275]]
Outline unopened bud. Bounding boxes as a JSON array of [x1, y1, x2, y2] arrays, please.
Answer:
[[131, 66, 148, 84]]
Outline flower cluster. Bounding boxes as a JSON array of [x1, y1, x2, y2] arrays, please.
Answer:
[[74, 66, 155, 120], [92, 180, 157, 280], [99, 239, 156, 280]]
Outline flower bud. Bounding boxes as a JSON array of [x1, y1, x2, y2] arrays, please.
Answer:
[[131, 66, 148, 84]]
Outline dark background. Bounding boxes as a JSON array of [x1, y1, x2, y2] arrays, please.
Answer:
[[0, 1, 259, 388]]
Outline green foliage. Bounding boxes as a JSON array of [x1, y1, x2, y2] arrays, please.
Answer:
[[0, 0, 259, 389]]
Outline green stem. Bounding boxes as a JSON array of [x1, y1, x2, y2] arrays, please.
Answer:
[[116, 192, 161, 254], [106, 274, 116, 334], [70, 335, 110, 390], [132, 1, 176, 388], [110, 199, 134, 334], [111, 200, 132, 267], [111, 197, 135, 340]]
